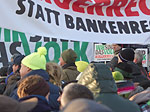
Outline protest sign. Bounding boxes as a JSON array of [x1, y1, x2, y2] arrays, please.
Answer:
[[94, 44, 114, 61], [136, 48, 148, 67]]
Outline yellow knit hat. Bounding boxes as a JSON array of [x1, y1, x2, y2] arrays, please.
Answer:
[[22, 47, 47, 70], [75, 61, 89, 72], [112, 71, 124, 81]]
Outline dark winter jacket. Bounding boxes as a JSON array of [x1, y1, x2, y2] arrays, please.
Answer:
[[137, 64, 150, 79], [19, 95, 51, 112], [114, 63, 133, 80], [3, 73, 20, 96], [0, 76, 6, 94], [78, 63, 141, 112], [128, 62, 148, 84], [5, 72, 14, 84], [61, 63, 80, 82], [10, 69, 60, 111], [0, 83, 6, 94]]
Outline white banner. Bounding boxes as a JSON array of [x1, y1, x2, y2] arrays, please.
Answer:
[[0, 0, 150, 44]]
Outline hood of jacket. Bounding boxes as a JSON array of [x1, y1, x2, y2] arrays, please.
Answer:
[[114, 67, 133, 79], [114, 62, 134, 79], [19, 95, 51, 112], [23, 69, 50, 81], [78, 63, 117, 98], [127, 62, 148, 83]]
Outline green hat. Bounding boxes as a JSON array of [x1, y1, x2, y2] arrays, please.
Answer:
[[112, 71, 124, 81], [75, 61, 89, 72], [22, 47, 47, 70], [61, 49, 77, 64]]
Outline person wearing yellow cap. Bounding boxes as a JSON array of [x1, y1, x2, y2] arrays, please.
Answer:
[[20, 47, 47, 78], [9, 47, 60, 111]]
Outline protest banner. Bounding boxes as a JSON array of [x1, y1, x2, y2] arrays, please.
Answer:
[[0, 0, 150, 44], [1, 0, 150, 67]]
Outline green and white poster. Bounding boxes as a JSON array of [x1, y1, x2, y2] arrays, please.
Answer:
[[94, 44, 114, 61], [136, 48, 148, 67]]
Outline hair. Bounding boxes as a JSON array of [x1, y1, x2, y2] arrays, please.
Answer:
[[61, 83, 94, 107], [46, 62, 63, 86], [17, 75, 49, 98], [134, 50, 143, 65]]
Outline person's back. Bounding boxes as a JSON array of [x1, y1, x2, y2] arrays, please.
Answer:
[[78, 63, 141, 112]]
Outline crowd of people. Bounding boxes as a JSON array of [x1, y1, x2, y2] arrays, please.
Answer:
[[0, 45, 150, 112]]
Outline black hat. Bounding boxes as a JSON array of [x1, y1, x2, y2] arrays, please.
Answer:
[[13, 55, 25, 66], [11, 53, 20, 60], [117, 44, 122, 47], [119, 48, 135, 62]]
